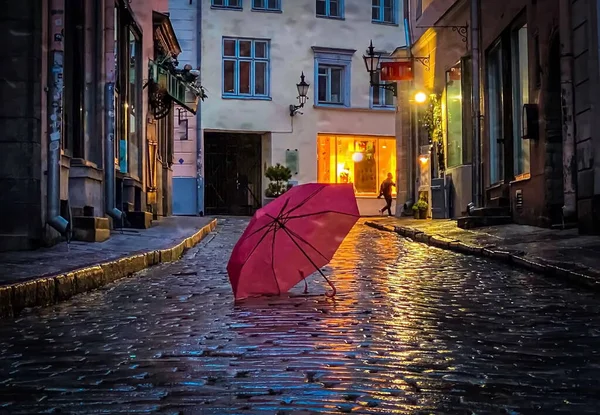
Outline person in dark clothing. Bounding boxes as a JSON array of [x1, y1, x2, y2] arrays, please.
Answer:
[[378, 173, 396, 216]]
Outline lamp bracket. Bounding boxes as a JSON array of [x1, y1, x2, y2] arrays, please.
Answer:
[[380, 55, 431, 71], [370, 81, 397, 97], [413, 56, 431, 71], [416, 24, 469, 46], [290, 103, 304, 117]]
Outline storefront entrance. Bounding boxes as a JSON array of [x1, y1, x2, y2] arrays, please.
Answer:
[[204, 132, 262, 216]]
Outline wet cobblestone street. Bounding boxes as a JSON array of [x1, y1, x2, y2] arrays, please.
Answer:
[[1, 218, 600, 414]]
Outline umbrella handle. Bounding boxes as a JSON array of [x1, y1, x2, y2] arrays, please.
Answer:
[[317, 268, 336, 298]]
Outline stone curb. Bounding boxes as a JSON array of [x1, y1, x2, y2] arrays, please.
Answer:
[[365, 221, 600, 292], [0, 219, 218, 319]]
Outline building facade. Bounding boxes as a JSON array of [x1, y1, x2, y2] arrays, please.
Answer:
[[406, 0, 600, 233], [0, 0, 199, 251], [171, 0, 407, 216]]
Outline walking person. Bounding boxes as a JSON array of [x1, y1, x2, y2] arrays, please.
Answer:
[[378, 173, 396, 216]]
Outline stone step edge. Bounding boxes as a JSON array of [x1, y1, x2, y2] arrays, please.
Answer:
[[364, 221, 600, 292], [0, 219, 218, 319]]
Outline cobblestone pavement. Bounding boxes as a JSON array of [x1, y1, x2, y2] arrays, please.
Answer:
[[1, 218, 600, 414]]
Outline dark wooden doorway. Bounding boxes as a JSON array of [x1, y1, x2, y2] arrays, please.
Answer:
[[204, 133, 262, 216]]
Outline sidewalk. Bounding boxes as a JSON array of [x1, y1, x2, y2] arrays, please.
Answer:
[[366, 217, 600, 290], [0, 217, 217, 318]]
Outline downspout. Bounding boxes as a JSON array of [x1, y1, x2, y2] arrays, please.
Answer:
[[559, 0, 577, 221], [470, 0, 482, 207], [195, 0, 204, 216], [47, 0, 69, 234], [404, 0, 416, 206], [103, 1, 124, 222]]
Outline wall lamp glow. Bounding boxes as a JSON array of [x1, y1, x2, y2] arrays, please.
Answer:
[[414, 92, 428, 104], [419, 155, 429, 163], [290, 72, 310, 117]]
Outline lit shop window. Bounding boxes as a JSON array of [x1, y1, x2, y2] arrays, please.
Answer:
[[317, 134, 396, 196]]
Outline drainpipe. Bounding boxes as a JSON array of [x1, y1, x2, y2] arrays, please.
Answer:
[[103, 1, 124, 222], [471, 0, 482, 207], [559, 0, 577, 221], [195, 0, 204, 216], [47, 0, 69, 235]]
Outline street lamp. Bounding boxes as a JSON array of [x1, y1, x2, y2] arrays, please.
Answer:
[[290, 72, 310, 116], [363, 40, 397, 97]]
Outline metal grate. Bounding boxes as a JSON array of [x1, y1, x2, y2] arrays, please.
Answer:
[[515, 189, 524, 211]]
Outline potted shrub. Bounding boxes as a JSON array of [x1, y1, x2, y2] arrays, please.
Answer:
[[412, 199, 428, 219], [263, 163, 292, 206]]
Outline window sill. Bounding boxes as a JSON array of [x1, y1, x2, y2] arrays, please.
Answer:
[[510, 173, 531, 184], [316, 15, 345, 21], [371, 20, 399, 27], [314, 102, 348, 108], [370, 105, 396, 111], [313, 104, 396, 114], [211, 6, 243, 11], [252, 8, 282, 13], [222, 95, 272, 101]]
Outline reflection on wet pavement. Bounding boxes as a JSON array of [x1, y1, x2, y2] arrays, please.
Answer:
[[0, 218, 599, 414]]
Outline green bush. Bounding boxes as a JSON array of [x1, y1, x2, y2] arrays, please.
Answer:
[[412, 199, 429, 211], [264, 163, 292, 197]]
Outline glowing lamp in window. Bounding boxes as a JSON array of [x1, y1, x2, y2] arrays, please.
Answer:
[[352, 152, 364, 162]]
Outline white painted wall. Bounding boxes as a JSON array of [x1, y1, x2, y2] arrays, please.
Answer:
[[169, 1, 199, 179], [200, 0, 404, 184], [171, 0, 406, 214]]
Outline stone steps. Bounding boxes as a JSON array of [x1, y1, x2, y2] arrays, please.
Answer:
[[72, 216, 110, 242], [457, 215, 513, 229]]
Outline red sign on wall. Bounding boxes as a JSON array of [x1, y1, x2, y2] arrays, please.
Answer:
[[380, 61, 413, 81]]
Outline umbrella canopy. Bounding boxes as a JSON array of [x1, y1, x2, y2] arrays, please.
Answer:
[[227, 183, 360, 300]]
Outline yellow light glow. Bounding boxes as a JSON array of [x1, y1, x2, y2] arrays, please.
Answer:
[[414, 92, 427, 103], [419, 156, 429, 163]]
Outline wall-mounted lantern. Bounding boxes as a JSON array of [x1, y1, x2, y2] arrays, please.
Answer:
[[289, 72, 310, 117], [363, 40, 398, 97]]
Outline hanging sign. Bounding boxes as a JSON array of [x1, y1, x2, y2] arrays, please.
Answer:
[[380, 61, 413, 81]]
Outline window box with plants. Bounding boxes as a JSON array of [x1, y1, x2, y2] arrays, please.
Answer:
[[412, 199, 428, 219], [263, 163, 292, 207]]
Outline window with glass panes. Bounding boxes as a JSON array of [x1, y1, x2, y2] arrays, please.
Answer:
[[222, 38, 270, 98], [372, 0, 395, 24], [252, 0, 280, 11], [316, 0, 343, 18]]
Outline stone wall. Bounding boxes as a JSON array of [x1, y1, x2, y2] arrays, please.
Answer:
[[0, 0, 44, 250], [572, 0, 599, 233]]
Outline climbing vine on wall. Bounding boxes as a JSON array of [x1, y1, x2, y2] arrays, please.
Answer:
[[419, 93, 446, 174]]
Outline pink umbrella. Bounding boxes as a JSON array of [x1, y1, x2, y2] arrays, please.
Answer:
[[227, 183, 360, 301]]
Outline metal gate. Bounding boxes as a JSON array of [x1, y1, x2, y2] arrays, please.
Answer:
[[204, 133, 262, 216]]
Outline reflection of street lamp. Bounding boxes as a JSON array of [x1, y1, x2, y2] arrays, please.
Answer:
[[414, 91, 427, 104], [290, 72, 310, 116]]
